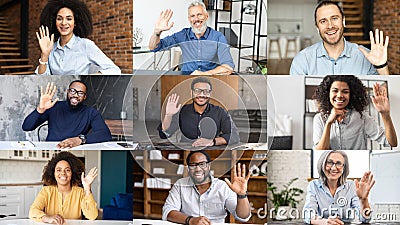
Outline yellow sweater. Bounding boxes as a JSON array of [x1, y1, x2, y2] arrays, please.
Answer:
[[29, 185, 98, 221]]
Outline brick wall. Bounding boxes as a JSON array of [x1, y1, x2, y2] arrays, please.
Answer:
[[374, 0, 400, 74], [27, 0, 133, 74]]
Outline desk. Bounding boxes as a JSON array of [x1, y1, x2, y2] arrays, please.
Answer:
[[136, 140, 267, 151], [0, 141, 138, 150], [105, 120, 133, 141], [0, 219, 131, 225]]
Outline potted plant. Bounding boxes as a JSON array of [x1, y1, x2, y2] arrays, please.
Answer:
[[267, 177, 304, 220]]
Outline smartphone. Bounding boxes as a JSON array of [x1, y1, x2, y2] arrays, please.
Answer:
[[117, 142, 133, 148]]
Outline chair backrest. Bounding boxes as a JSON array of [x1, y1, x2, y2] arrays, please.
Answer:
[[37, 123, 48, 142]]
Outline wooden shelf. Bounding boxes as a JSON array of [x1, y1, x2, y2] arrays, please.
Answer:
[[239, 157, 267, 161], [148, 200, 165, 205], [248, 192, 268, 197], [250, 176, 268, 180]]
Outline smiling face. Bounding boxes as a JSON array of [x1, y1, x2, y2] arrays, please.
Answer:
[[329, 81, 350, 109], [324, 152, 345, 183], [315, 4, 344, 46], [188, 5, 208, 35], [56, 7, 75, 38], [67, 81, 87, 108], [188, 152, 211, 184], [192, 82, 211, 107], [54, 160, 72, 187]]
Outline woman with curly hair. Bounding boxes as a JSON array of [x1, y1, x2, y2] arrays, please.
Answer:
[[35, 0, 120, 75], [313, 75, 397, 150], [29, 151, 98, 224]]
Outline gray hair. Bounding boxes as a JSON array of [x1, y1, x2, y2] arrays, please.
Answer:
[[188, 1, 207, 12], [317, 150, 349, 186]]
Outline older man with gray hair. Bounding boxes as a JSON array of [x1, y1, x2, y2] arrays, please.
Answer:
[[149, 1, 234, 75]]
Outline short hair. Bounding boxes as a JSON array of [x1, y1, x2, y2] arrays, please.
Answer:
[[313, 75, 369, 118], [40, 0, 93, 41], [191, 77, 213, 90], [314, 0, 344, 26], [188, 1, 207, 13], [69, 80, 88, 90], [317, 150, 349, 186], [42, 151, 85, 187], [186, 150, 211, 165]]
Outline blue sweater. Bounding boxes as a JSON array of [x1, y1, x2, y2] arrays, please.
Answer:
[[22, 101, 112, 143]]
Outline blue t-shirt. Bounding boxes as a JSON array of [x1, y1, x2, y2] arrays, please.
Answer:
[[152, 27, 235, 74], [22, 101, 112, 143]]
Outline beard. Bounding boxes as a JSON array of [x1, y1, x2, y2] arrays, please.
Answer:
[[319, 27, 344, 46], [67, 97, 83, 109], [193, 96, 210, 107], [191, 20, 208, 35], [190, 170, 211, 184]]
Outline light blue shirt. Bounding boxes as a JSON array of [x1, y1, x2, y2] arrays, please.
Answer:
[[35, 35, 121, 75], [303, 179, 370, 224], [313, 109, 389, 150], [162, 176, 251, 223], [290, 39, 377, 75]]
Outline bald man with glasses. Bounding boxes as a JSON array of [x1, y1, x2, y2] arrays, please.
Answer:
[[22, 80, 111, 148], [158, 77, 240, 147]]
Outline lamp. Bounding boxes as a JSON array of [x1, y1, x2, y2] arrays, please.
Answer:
[[242, 3, 256, 15]]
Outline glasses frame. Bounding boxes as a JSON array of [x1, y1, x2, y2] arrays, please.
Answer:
[[68, 88, 86, 97], [326, 160, 344, 169], [192, 88, 212, 95], [188, 161, 209, 170]]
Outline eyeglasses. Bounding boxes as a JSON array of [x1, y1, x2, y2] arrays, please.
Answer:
[[68, 88, 86, 97], [326, 160, 344, 169], [188, 161, 209, 170], [192, 88, 211, 95]]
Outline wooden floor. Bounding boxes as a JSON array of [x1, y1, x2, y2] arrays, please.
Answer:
[[267, 58, 293, 75]]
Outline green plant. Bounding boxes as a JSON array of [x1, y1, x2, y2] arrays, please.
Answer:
[[267, 177, 304, 209], [258, 64, 268, 75]]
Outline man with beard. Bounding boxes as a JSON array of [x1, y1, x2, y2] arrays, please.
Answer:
[[162, 151, 251, 224], [148, 1, 234, 75], [157, 77, 239, 147], [290, 0, 389, 75], [22, 80, 112, 148]]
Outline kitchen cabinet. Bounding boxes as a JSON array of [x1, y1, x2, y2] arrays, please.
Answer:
[[0, 185, 42, 218]]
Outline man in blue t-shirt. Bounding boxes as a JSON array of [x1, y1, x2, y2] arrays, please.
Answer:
[[22, 80, 111, 149], [148, 1, 234, 75]]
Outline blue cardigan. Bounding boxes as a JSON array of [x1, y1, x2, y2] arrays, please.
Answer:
[[22, 101, 112, 143]]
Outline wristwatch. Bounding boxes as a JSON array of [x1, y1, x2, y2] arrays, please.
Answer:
[[78, 134, 86, 145], [237, 192, 248, 199]]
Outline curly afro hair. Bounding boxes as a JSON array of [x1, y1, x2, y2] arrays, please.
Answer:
[[40, 0, 93, 41], [42, 151, 85, 187], [313, 75, 369, 117]]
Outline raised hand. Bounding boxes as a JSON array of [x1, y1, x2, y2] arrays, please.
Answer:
[[165, 93, 182, 116], [359, 29, 388, 67], [155, 9, 174, 34], [37, 82, 59, 114], [355, 171, 375, 201], [371, 83, 390, 114], [326, 108, 347, 124], [81, 167, 98, 189], [42, 214, 65, 225], [36, 26, 54, 59], [225, 163, 251, 195]]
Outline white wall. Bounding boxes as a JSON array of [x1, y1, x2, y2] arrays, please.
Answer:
[[268, 76, 304, 149]]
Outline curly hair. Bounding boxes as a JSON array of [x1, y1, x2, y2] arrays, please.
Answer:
[[40, 0, 93, 41], [313, 75, 369, 117], [42, 151, 85, 187]]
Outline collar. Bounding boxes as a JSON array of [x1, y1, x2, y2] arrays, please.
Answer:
[[337, 109, 352, 125], [190, 102, 211, 115], [188, 27, 210, 40], [56, 34, 77, 50], [316, 38, 351, 59], [317, 178, 347, 196]]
